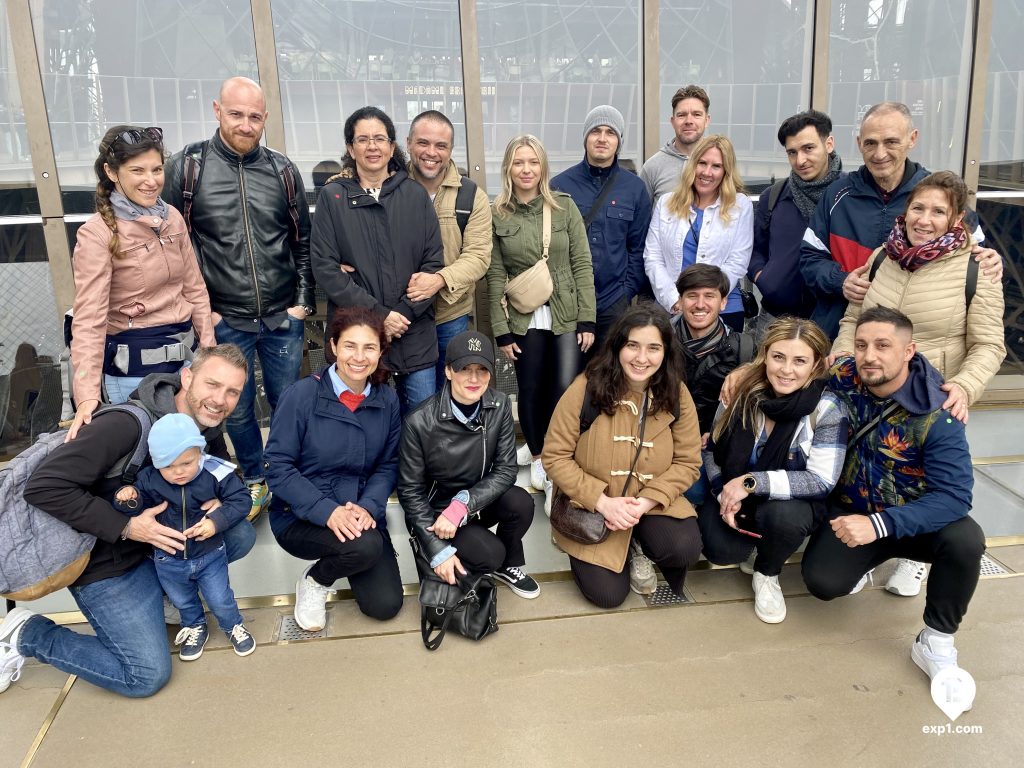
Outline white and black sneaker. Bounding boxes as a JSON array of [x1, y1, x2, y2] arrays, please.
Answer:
[[492, 566, 541, 599]]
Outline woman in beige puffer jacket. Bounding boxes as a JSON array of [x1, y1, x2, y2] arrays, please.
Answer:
[[834, 171, 1004, 420]]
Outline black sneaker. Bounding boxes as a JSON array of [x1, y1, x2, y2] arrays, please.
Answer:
[[492, 566, 541, 599]]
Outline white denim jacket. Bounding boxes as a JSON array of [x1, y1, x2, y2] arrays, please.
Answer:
[[643, 193, 754, 311]]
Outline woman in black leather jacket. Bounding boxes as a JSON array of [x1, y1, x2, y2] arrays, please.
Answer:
[[398, 331, 539, 599]]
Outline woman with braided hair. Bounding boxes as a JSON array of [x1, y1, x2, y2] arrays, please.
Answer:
[[66, 125, 215, 439]]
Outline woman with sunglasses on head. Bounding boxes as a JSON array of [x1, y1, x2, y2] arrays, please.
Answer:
[[487, 134, 597, 507], [700, 317, 848, 624], [67, 125, 215, 439], [643, 134, 753, 332]]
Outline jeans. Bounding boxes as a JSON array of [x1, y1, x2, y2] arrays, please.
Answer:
[[17, 559, 171, 698], [435, 314, 471, 390], [394, 366, 437, 418], [223, 518, 257, 563], [213, 317, 305, 483], [683, 465, 708, 507], [154, 543, 242, 632], [103, 374, 146, 404]]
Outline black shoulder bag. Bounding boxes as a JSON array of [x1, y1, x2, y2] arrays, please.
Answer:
[[411, 537, 498, 651]]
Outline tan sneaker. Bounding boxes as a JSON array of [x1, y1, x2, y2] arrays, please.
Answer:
[[629, 540, 657, 595], [247, 481, 271, 523]]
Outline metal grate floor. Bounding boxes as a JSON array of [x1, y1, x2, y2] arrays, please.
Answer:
[[274, 614, 328, 642], [643, 583, 692, 606], [979, 553, 1011, 577]]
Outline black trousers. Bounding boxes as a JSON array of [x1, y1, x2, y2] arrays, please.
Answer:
[[801, 510, 986, 634], [513, 328, 584, 456], [275, 523, 404, 621], [591, 295, 630, 358], [699, 497, 817, 577], [569, 516, 702, 609], [449, 486, 535, 575]]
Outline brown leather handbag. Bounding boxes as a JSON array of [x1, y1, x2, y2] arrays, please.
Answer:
[[550, 395, 649, 545]]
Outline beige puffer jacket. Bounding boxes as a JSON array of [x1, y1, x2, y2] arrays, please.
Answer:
[[833, 242, 1005, 404]]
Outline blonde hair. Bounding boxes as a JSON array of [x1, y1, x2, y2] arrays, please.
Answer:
[[665, 134, 744, 224], [492, 134, 563, 218], [712, 317, 830, 442]]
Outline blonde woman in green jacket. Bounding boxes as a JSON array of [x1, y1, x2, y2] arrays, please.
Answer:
[[487, 134, 597, 502]]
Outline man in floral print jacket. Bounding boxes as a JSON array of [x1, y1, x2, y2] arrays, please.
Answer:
[[801, 306, 984, 711]]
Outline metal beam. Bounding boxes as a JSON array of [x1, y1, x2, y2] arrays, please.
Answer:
[[459, 0, 486, 189], [642, 0, 660, 164], [250, 0, 288, 153], [809, 0, 831, 111], [962, 0, 993, 197]]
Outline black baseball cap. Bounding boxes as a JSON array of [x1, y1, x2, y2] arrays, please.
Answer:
[[445, 330, 495, 374]]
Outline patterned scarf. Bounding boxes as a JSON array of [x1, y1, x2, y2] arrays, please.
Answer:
[[883, 217, 968, 272], [681, 317, 727, 359], [789, 151, 843, 221]]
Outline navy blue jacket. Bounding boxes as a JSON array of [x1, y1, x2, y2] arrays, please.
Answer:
[[552, 158, 652, 312], [748, 178, 818, 318], [116, 461, 249, 560], [263, 368, 401, 538]]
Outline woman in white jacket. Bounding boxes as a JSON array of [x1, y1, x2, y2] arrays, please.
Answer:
[[644, 134, 753, 331]]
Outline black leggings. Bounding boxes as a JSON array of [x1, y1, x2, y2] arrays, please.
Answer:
[[274, 522, 404, 621], [699, 497, 817, 577], [514, 329, 584, 456], [569, 516, 702, 609], [801, 510, 985, 634], [449, 486, 535, 575]]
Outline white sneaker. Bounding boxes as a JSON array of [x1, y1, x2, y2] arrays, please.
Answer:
[[516, 442, 532, 466], [887, 559, 928, 597], [739, 548, 756, 575], [849, 569, 874, 595], [294, 565, 336, 632], [543, 478, 553, 517], [0, 608, 34, 694], [629, 540, 657, 595], [753, 572, 786, 623], [530, 458, 547, 491], [912, 630, 974, 712]]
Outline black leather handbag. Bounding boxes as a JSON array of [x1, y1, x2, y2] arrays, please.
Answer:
[[411, 538, 498, 651]]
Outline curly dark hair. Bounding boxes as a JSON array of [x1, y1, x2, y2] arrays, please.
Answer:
[[93, 125, 165, 257], [328, 306, 391, 385], [584, 302, 685, 418], [340, 106, 408, 175]]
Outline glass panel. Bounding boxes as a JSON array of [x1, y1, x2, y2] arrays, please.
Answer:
[[271, 0, 465, 195], [659, 0, 813, 191], [980, 0, 1024, 192], [31, 0, 259, 213], [0, 222, 64, 460], [976, 198, 1024, 375], [0, 0, 40, 215], [828, 0, 972, 174], [477, 0, 641, 179]]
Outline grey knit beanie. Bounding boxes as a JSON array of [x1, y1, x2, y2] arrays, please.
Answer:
[[582, 105, 625, 144]]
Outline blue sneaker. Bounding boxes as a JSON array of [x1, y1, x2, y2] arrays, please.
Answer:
[[227, 624, 255, 657], [175, 624, 209, 661]]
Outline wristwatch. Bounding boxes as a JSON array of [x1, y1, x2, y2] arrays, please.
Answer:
[[742, 474, 757, 493], [300, 305, 316, 317]]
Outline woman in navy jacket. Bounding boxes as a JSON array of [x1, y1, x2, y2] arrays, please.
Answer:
[[264, 307, 403, 631]]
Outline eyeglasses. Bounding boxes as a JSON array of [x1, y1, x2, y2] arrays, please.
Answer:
[[112, 126, 163, 148], [352, 135, 392, 148]]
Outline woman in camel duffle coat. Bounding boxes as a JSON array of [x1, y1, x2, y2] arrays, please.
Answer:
[[542, 304, 703, 608]]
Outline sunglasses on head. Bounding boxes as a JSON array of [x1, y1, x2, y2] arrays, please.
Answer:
[[112, 126, 163, 148]]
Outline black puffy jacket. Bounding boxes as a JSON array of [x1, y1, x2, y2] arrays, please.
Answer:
[[164, 131, 315, 319], [398, 384, 518, 564], [310, 169, 444, 374]]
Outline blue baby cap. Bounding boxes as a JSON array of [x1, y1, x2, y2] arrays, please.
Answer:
[[148, 413, 206, 469]]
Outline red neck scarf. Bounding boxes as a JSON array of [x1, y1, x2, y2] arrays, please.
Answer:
[[884, 217, 968, 272], [339, 390, 365, 412]]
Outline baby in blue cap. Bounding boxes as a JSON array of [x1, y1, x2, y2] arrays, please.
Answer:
[[115, 413, 255, 661]]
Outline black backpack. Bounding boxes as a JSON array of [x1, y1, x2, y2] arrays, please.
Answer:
[[453, 177, 478, 236]]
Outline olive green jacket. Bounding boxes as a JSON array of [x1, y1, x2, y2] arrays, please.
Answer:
[[486, 192, 597, 339]]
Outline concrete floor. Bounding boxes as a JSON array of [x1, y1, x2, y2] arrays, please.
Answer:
[[3, 548, 1022, 768]]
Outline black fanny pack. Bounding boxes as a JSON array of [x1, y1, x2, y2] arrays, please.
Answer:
[[103, 320, 197, 377]]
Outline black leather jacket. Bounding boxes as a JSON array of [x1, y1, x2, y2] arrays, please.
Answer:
[[165, 131, 315, 318], [398, 384, 518, 563]]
